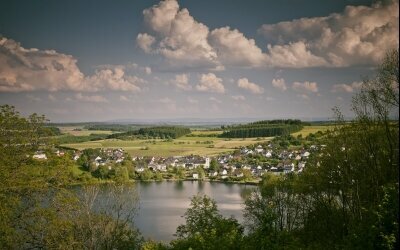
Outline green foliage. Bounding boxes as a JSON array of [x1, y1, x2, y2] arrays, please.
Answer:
[[84, 123, 143, 132], [171, 195, 244, 250], [54, 133, 109, 144], [0, 106, 143, 249], [176, 167, 186, 180], [242, 50, 399, 249], [139, 169, 154, 181], [220, 120, 303, 138], [209, 158, 220, 172], [41, 126, 62, 136], [108, 126, 191, 139], [154, 171, 164, 181], [142, 240, 169, 250], [114, 166, 130, 183], [195, 166, 206, 180]]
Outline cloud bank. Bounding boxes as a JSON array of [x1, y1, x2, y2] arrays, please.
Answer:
[[259, 0, 399, 67], [137, 0, 398, 70], [0, 37, 145, 92]]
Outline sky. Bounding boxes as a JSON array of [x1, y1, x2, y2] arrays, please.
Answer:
[[0, 0, 398, 122]]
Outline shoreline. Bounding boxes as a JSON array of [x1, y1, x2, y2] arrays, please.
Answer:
[[68, 178, 260, 186]]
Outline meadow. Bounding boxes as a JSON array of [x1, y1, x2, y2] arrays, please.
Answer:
[[60, 125, 332, 157], [59, 126, 115, 136], [291, 125, 335, 137]]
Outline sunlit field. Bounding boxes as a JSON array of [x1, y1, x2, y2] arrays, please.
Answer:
[[59, 126, 116, 136], [62, 132, 272, 157], [61, 125, 334, 156], [291, 125, 335, 137]]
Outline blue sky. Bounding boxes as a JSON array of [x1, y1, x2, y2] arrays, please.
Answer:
[[0, 0, 398, 122]]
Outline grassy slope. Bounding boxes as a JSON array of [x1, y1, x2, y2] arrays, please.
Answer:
[[59, 126, 115, 136], [291, 125, 334, 137], [60, 125, 332, 157], [62, 134, 272, 157]]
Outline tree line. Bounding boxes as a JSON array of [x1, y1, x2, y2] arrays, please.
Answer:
[[220, 124, 303, 138], [84, 124, 145, 132], [108, 126, 191, 139]]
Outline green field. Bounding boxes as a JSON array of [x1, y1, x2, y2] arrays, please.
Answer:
[[59, 126, 116, 136], [291, 125, 335, 137], [62, 133, 272, 157], [60, 125, 333, 157]]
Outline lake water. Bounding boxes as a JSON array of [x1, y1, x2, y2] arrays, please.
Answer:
[[115, 181, 254, 241]]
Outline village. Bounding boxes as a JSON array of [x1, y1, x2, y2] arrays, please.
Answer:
[[32, 138, 325, 182]]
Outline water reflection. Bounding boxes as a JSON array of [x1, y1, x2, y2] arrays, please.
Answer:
[[240, 187, 254, 200], [89, 181, 255, 241], [174, 180, 184, 191], [197, 181, 204, 191]]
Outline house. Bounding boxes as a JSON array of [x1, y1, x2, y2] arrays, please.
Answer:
[[236, 172, 244, 178], [157, 164, 167, 172], [255, 145, 264, 153], [209, 171, 218, 177], [221, 169, 228, 176], [95, 156, 102, 162], [33, 152, 47, 160], [298, 162, 306, 172], [240, 147, 248, 154], [136, 167, 145, 173], [302, 151, 310, 158], [73, 154, 80, 161], [242, 165, 251, 170], [283, 161, 295, 173], [185, 163, 195, 170], [192, 173, 199, 179], [265, 151, 272, 158], [148, 163, 157, 171], [55, 150, 65, 157], [203, 157, 210, 168], [270, 166, 278, 172]]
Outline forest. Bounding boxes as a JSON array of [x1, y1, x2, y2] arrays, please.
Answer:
[[220, 120, 303, 138], [107, 126, 191, 139], [84, 124, 145, 132]]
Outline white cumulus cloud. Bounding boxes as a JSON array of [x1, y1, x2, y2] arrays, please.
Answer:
[[136, 33, 156, 53], [209, 27, 266, 67], [169, 74, 192, 90], [196, 73, 225, 93], [138, 0, 219, 70], [332, 81, 363, 93], [75, 93, 109, 103], [272, 78, 287, 91], [231, 95, 246, 101], [0, 37, 145, 93], [259, 1, 399, 67], [292, 81, 319, 93], [237, 78, 264, 94], [209, 97, 222, 103], [137, 0, 397, 70]]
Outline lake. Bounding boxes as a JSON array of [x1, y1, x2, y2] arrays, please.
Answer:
[[99, 181, 255, 241]]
